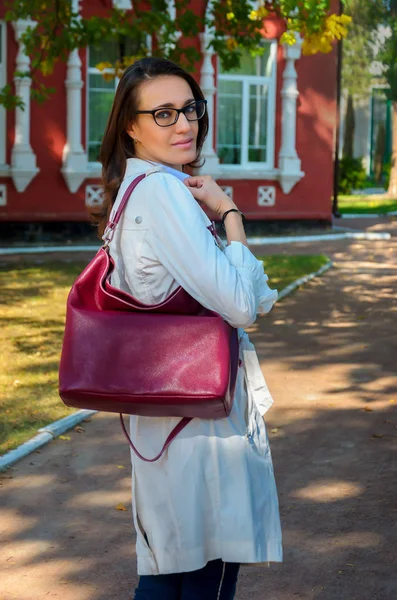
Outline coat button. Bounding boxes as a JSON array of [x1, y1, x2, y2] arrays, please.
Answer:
[[135, 216, 143, 224]]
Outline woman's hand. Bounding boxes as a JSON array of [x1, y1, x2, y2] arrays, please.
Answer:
[[183, 175, 237, 217]]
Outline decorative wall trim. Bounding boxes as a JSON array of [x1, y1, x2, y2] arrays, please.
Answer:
[[257, 185, 275, 206], [10, 19, 40, 192], [0, 184, 7, 206], [216, 167, 279, 181], [85, 184, 103, 207], [220, 185, 233, 200], [198, 1, 220, 175], [278, 35, 305, 194]]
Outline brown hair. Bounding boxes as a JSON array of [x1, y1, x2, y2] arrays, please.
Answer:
[[89, 57, 209, 237]]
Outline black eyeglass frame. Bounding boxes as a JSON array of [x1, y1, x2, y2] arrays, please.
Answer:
[[135, 99, 207, 128]]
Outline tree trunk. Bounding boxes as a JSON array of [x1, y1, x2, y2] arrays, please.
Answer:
[[388, 101, 397, 197], [343, 93, 355, 158]]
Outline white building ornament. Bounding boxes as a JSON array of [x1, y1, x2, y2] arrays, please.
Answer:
[[198, 0, 220, 175], [10, 19, 40, 192], [0, 184, 7, 207], [85, 184, 103, 207], [257, 185, 276, 206], [278, 35, 305, 194]]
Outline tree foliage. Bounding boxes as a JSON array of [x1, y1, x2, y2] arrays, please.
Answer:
[[341, 0, 374, 97], [1, 0, 351, 109]]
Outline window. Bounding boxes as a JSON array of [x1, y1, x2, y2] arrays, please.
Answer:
[[87, 38, 143, 163], [0, 22, 6, 166], [217, 41, 277, 169], [369, 87, 391, 180]]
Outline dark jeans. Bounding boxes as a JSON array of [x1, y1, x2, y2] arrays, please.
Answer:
[[134, 559, 240, 600]]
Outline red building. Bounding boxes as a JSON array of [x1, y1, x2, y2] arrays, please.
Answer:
[[0, 1, 337, 227]]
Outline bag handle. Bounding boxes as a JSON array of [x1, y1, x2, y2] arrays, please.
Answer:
[[102, 173, 147, 245], [120, 414, 192, 462]]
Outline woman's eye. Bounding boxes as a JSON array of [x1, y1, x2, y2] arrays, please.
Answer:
[[185, 104, 196, 113], [156, 110, 172, 119]]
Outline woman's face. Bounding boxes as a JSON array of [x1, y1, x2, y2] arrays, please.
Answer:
[[128, 75, 200, 170]]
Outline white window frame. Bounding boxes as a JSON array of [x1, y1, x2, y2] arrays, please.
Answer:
[[216, 40, 277, 174], [0, 21, 7, 168], [86, 47, 119, 170], [86, 37, 152, 176]]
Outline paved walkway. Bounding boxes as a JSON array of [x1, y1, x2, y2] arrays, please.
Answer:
[[1, 231, 397, 600]]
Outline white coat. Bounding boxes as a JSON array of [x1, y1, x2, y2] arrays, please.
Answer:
[[108, 158, 283, 575]]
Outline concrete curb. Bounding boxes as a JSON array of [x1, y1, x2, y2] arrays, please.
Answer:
[[246, 231, 391, 245], [0, 230, 392, 256], [277, 260, 333, 301], [0, 258, 334, 472], [0, 245, 100, 256], [0, 410, 97, 471], [339, 212, 397, 219]]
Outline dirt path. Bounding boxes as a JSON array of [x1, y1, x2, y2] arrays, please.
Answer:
[[1, 234, 397, 600]]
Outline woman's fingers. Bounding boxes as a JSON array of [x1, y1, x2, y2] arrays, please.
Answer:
[[183, 176, 204, 189]]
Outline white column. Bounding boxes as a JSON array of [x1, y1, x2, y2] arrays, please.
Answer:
[[61, 47, 89, 192], [198, 29, 220, 175], [61, 0, 88, 192], [10, 19, 40, 192], [278, 35, 304, 194]]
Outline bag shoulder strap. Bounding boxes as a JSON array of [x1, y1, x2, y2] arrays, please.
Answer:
[[120, 414, 192, 462], [102, 173, 147, 245]]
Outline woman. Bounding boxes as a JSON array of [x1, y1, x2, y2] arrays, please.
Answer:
[[93, 56, 282, 599]]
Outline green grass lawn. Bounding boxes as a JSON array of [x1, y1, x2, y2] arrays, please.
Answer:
[[0, 254, 329, 455], [338, 196, 397, 214]]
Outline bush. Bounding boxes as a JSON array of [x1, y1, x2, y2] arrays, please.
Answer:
[[338, 156, 367, 194]]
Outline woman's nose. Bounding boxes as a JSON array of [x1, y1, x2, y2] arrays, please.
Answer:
[[175, 112, 192, 133]]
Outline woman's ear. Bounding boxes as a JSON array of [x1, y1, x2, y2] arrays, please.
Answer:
[[126, 123, 139, 144]]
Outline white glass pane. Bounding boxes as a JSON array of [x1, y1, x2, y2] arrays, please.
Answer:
[[219, 44, 272, 77], [88, 74, 116, 162], [248, 83, 268, 163], [217, 80, 242, 165]]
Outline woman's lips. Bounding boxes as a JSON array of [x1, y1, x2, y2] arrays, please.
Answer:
[[172, 139, 193, 148]]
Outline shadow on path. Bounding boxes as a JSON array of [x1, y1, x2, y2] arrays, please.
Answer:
[[1, 237, 396, 600]]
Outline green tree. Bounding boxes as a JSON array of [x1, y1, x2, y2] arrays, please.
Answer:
[[341, 0, 374, 162], [369, 0, 397, 195], [1, 0, 351, 109]]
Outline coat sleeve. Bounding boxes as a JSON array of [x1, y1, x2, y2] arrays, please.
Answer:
[[136, 172, 277, 329]]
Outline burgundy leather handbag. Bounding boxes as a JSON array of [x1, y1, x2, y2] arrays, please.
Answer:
[[59, 174, 239, 462]]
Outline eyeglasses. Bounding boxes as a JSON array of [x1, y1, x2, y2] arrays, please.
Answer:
[[135, 99, 207, 128]]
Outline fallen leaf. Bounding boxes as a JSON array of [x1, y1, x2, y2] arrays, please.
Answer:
[[346, 563, 355, 567], [74, 426, 84, 433], [363, 406, 373, 412], [338, 570, 345, 574], [83, 418, 92, 423], [371, 433, 384, 439], [59, 435, 71, 441], [116, 465, 126, 469], [115, 503, 128, 511], [13, 380, 20, 386], [270, 428, 279, 434]]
